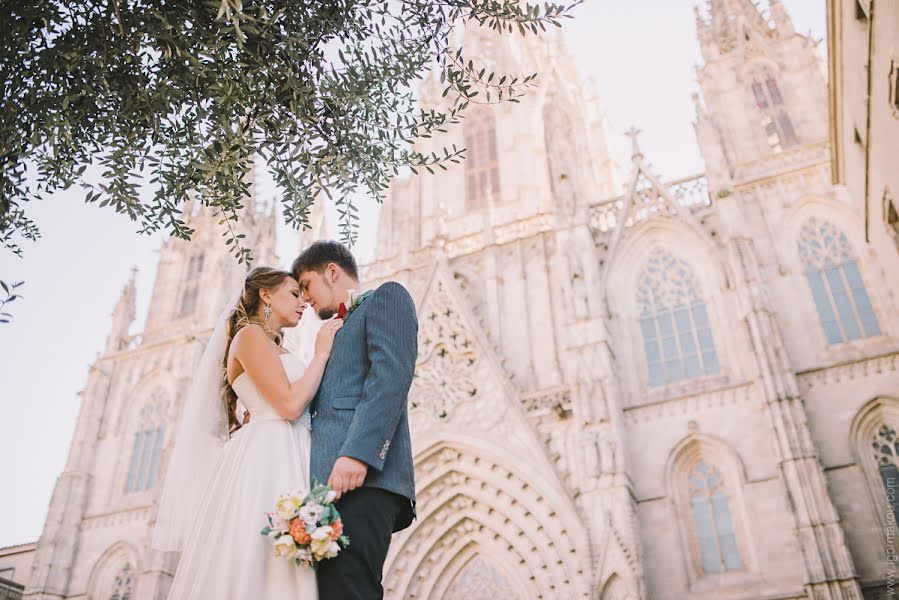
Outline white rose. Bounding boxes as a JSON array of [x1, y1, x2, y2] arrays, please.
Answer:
[[323, 541, 340, 559], [272, 535, 296, 558], [324, 489, 337, 504], [299, 502, 325, 525], [275, 495, 302, 520], [309, 526, 334, 556]]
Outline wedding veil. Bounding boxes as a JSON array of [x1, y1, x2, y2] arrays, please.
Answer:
[[151, 296, 237, 551]]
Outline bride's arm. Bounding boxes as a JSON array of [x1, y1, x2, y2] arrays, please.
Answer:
[[233, 321, 342, 420]]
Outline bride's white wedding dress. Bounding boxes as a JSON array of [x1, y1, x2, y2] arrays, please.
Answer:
[[166, 354, 318, 599]]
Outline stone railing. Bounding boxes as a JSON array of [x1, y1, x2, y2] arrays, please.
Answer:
[[0, 577, 24, 600], [588, 173, 711, 234], [732, 141, 830, 182]]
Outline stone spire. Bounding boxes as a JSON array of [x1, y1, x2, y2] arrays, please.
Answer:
[[105, 268, 137, 353]]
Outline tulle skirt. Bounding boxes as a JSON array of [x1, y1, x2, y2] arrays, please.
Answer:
[[166, 418, 317, 599]]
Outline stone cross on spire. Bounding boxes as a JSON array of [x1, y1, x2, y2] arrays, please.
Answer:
[[625, 126, 643, 161]]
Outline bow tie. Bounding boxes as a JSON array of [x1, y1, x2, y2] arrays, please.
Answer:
[[336, 303, 348, 319]]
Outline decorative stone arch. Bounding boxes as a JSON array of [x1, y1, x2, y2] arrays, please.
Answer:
[[113, 371, 178, 434], [604, 220, 736, 397], [116, 380, 172, 498], [776, 196, 870, 274], [86, 542, 139, 600], [849, 396, 899, 545], [600, 572, 638, 600], [605, 217, 727, 318], [776, 197, 890, 345], [384, 438, 592, 599], [664, 434, 758, 588]]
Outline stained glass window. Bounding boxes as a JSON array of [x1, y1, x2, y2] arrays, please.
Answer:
[[464, 109, 501, 210], [179, 254, 205, 317], [637, 250, 721, 387], [752, 73, 797, 149], [688, 460, 743, 574], [124, 397, 167, 494], [874, 424, 899, 526], [109, 565, 134, 600], [797, 217, 881, 345]]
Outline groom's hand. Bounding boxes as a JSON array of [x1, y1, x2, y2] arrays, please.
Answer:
[[328, 456, 368, 500]]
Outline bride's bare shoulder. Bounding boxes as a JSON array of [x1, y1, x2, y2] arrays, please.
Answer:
[[229, 324, 270, 355]]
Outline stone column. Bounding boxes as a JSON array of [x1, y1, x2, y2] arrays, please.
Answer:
[[728, 236, 861, 600]]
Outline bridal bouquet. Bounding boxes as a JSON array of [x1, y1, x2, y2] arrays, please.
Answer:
[[261, 482, 350, 568]]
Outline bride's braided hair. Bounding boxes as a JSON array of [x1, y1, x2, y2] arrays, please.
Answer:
[[222, 267, 293, 434]]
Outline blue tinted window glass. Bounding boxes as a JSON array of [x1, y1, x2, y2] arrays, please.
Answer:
[[125, 431, 144, 494], [692, 497, 721, 574], [824, 265, 861, 340], [703, 350, 721, 374], [843, 261, 881, 336], [712, 491, 743, 571], [146, 426, 166, 489], [806, 270, 843, 344]]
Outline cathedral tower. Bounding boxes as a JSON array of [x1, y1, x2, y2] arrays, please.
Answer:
[[693, 0, 829, 192]]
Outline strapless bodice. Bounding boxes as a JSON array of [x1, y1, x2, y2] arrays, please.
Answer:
[[232, 354, 311, 428]]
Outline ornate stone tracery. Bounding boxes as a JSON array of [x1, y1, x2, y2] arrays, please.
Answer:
[[384, 442, 592, 599]]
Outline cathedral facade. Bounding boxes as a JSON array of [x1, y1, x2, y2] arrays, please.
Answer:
[[8, 1, 899, 599]]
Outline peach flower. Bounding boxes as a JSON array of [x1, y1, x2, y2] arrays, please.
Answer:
[[289, 517, 312, 545], [330, 519, 343, 541]]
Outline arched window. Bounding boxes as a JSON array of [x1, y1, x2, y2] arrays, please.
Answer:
[[850, 398, 899, 548], [797, 217, 881, 345], [178, 253, 205, 317], [751, 71, 797, 151], [124, 394, 167, 494], [636, 250, 721, 387], [873, 424, 899, 525], [87, 544, 138, 600], [688, 459, 743, 574], [109, 565, 134, 600], [464, 109, 500, 210]]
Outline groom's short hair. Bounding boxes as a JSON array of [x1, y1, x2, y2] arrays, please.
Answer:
[[292, 240, 359, 281]]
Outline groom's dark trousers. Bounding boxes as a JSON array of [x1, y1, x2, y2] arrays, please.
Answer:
[[316, 487, 408, 600]]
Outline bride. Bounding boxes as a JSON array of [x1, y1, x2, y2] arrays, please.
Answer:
[[152, 266, 342, 598]]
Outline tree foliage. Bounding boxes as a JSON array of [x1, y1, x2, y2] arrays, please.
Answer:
[[1, 0, 580, 261]]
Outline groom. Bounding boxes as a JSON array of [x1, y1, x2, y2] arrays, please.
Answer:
[[292, 241, 417, 600]]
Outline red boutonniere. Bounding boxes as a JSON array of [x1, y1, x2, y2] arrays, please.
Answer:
[[341, 289, 372, 321]]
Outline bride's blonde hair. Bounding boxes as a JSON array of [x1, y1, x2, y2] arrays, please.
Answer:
[[222, 266, 294, 434]]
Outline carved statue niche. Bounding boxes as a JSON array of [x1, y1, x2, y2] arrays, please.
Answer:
[[543, 102, 581, 215], [564, 245, 590, 320]]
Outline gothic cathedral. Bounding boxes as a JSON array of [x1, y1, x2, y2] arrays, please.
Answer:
[[19, 1, 899, 599]]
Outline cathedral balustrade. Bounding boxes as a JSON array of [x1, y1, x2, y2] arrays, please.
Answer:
[[587, 173, 712, 235], [0, 577, 23, 600], [731, 140, 830, 183]]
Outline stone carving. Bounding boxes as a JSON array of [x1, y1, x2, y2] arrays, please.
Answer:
[[444, 556, 522, 600]]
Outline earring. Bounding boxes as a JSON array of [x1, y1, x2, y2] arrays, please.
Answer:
[[263, 304, 272, 320]]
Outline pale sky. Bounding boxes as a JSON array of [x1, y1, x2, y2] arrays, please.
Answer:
[[0, 1, 826, 548]]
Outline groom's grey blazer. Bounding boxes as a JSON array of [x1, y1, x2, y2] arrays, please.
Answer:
[[310, 281, 418, 530]]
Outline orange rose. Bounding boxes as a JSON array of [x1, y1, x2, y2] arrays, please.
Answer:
[[330, 519, 343, 541], [289, 517, 312, 545]]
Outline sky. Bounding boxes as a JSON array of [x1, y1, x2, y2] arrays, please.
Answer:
[[0, 1, 826, 549]]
